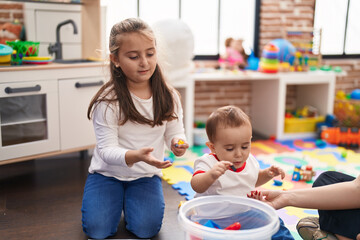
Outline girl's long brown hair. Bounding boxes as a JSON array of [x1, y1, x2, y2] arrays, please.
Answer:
[[87, 18, 178, 127]]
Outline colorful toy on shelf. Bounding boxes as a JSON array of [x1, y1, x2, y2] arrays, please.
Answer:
[[350, 89, 360, 100], [333, 66, 343, 73], [336, 90, 348, 100], [320, 126, 360, 148], [0, 44, 12, 63], [285, 106, 325, 133], [11, 50, 23, 65], [334, 92, 360, 128], [6, 40, 39, 57], [270, 38, 296, 64], [244, 51, 260, 71], [297, 105, 318, 118], [316, 114, 337, 130], [259, 43, 279, 73], [285, 105, 319, 119], [292, 164, 316, 182], [284, 28, 322, 71]]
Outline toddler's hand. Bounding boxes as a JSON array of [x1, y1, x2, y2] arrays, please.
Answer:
[[209, 161, 233, 180], [267, 165, 285, 179], [139, 147, 172, 169], [171, 138, 189, 157]]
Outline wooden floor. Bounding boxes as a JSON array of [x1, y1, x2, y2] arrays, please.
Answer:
[[0, 153, 185, 240]]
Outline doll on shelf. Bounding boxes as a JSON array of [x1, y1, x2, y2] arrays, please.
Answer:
[[219, 37, 247, 70]]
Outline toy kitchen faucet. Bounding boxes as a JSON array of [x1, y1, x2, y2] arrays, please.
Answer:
[[48, 19, 78, 60]]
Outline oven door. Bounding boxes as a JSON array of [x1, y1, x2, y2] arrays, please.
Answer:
[[0, 80, 60, 161]]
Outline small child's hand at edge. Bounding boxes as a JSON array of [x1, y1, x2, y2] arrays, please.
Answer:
[[267, 165, 285, 180], [209, 161, 233, 180]]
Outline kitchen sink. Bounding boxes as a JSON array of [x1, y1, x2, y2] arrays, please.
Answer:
[[53, 59, 96, 64]]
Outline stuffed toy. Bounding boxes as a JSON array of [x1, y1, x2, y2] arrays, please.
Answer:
[[0, 22, 23, 44]]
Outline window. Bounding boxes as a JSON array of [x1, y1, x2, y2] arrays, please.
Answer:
[[314, 0, 360, 57], [140, 0, 179, 25], [181, 0, 219, 55], [101, 0, 258, 58], [219, 0, 255, 56]]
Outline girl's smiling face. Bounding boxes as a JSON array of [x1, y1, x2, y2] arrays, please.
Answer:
[[112, 32, 157, 87], [207, 124, 252, 169]]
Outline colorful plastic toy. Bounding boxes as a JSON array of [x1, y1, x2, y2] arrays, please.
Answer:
[[224, 222, 241, 230], [301, 166, 315, 182], [175, 139, 185, 147], [201, 220, 241, 231], [259, 43, 279, 73], [350, 89, 360, 100], [316, 114, 337, 129], [203, 220, 220, 229], [333, 96, 360, 128], [292, 164, 302, 181], [270, 38, 295, 64], [292, 164, 315, 182], [321, 126, 360, 148], [285, 29, 321, 70], [273, 179, 283, 186]]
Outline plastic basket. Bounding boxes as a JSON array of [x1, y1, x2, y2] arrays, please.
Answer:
[[284, 116, 325, 133], [178, 195, 280, 240], [6, 40, 39, 57], [334, 99, 360, 128]]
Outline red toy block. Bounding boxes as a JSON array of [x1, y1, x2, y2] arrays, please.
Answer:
[[224, 222, 241, 230]]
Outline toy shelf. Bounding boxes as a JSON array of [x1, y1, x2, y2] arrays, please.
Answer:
[[193, 70, 336, 141], [275, 72, 336, 140]]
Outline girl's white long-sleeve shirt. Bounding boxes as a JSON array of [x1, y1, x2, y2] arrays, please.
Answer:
[[88, 90, 186, 181]]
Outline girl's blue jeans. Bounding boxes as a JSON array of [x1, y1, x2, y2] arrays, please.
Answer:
[[81, 172, 165, 239]]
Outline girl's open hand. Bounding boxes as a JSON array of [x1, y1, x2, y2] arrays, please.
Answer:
[[267, 165, 285, 179], [138, 147, 172, 169], [209, 161, 233, 180], [171, 138, 189, 157]]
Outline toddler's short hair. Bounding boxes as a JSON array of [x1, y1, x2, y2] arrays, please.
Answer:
[[206, 105, 251, 142]]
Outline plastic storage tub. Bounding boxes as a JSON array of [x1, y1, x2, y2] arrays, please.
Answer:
[[178, 195, 280, 240], [284, 116, 325, 133]]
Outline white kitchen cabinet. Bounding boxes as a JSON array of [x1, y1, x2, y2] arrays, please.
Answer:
[[0, 63, 105, 165], [58, 76, 104, 150], [0, 79, 60, 161]]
